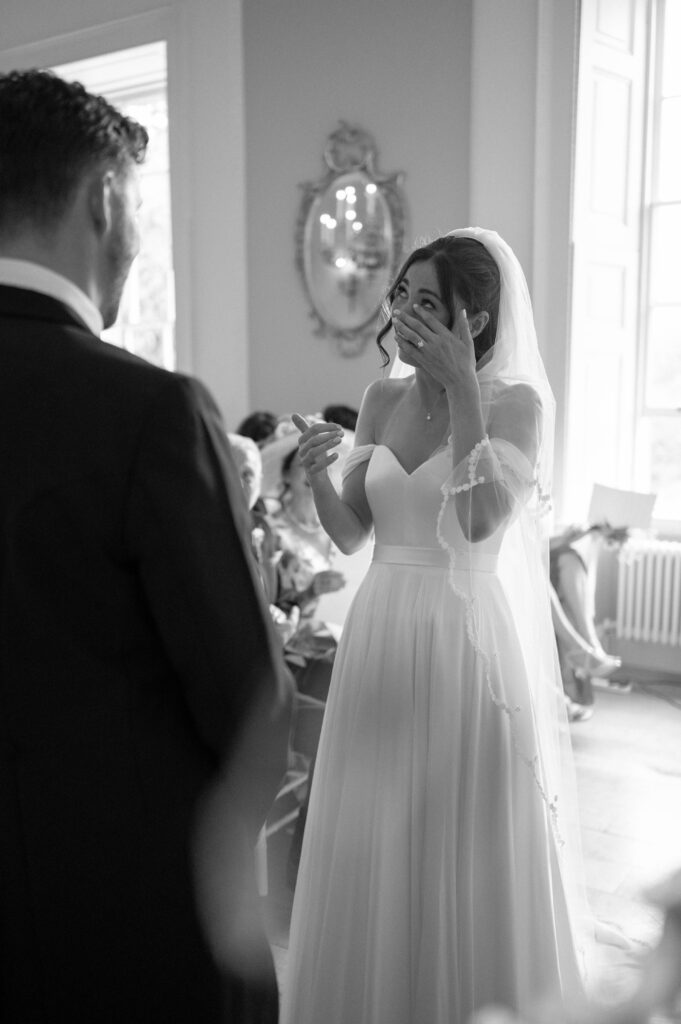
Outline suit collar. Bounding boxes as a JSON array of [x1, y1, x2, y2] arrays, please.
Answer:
[[0, 284, 97, 334], [0, 258, 103, 335]]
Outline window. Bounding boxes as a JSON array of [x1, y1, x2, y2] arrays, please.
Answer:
[[570, 0, 681, 529], [53, 44, 176, 370], [636, 0, 681, 521]]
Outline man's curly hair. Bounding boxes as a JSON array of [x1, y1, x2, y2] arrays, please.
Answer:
[[0, 69, 148, 233]]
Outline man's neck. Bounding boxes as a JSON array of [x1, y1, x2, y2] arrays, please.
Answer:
[[0, 238, 104, 335], [0, 234, 86, 295]]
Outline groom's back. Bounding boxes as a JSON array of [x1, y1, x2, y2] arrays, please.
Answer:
[[0, 292, 284, 1022], [0, 297, 223, 1021]]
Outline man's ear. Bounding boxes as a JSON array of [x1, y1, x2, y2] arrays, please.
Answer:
[[86, 170, 115, 237], [468, 310, 490, 339]]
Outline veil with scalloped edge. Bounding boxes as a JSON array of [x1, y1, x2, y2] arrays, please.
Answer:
[[390, 227, 595, 981]]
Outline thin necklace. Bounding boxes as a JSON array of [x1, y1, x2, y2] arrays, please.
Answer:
[[424, 388, 446, 421]]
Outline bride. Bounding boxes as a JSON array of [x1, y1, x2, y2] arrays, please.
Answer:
[[280, 228, 592, 1024]]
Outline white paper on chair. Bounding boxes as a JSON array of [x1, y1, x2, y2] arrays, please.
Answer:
[[588, 483, 657, 530]]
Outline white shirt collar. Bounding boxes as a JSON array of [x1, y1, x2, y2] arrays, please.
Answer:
[[0, 258, 103, 336]]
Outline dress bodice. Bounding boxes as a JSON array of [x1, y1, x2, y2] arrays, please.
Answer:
[[365, 444, 506, 568]]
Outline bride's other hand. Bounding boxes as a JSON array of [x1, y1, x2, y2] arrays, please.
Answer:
[[292, 413, 344, 479], [393, 304, 479, 388]]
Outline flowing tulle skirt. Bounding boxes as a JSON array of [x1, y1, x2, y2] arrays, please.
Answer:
[[281, 560, 584, 1024]]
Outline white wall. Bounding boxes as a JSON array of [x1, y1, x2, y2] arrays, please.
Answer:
[[468, 0, 579, 518], [240, 0, 473, 423], [532, 0, 581, 520], [469, 0, 539, 270]]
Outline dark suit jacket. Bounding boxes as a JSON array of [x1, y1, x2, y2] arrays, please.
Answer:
[[0, 285, 289, 1023]]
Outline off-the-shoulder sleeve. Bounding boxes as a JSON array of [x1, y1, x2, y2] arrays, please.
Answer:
[[437, 386, 542, 549], [341, 443, 376, 483]]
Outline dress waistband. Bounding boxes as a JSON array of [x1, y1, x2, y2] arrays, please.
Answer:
[[372, 543, 498, 573]]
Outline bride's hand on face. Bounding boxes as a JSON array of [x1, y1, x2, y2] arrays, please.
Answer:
[[292, 413, 344, 480], [393, 305, 478, 389]]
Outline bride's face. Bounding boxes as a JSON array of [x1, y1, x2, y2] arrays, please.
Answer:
[[391, 258, 453, 365]]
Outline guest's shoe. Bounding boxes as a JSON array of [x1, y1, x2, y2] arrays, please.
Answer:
[[592, 677, 633, 694], [564, 695, 594, 723], [588, 653, 622, 678], [566, 646, 621, 679]]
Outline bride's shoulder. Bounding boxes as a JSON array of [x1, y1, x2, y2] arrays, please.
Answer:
[[489, 381, 542, 421], [355, 376, 408, 445], [495, 381, 541, 404], [487, 382, 544, 454], [362, 375, 409, 411]]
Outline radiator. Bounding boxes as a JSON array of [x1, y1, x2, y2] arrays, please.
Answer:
[[614, 539, 681, 676]]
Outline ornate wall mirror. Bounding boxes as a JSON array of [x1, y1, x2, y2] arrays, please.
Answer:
[[295, 122, 407, 356]]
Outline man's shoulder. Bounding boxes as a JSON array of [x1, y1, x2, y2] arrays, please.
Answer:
[[81, 335, 169, 379], [0, 293, 217, 424], [73, 336, 210, 409]]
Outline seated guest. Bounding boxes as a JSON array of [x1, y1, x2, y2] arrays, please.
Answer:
[[550, 586, 610, 722], [236, 409, 278, 448], [260, 417, 353, 883], [322, 402, 359, 432], [260, 417, 347, 626], [550, 521, 626, 718], [228, 432, 299, 645]]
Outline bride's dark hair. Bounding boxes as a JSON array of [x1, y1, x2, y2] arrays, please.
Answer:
[[376, 236, 501, 368]]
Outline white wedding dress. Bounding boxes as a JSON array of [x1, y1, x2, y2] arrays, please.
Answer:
[[280, 439, 586, 1024]]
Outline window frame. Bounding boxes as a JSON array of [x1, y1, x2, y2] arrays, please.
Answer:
[[52, 44, 176, 372], [635, 0, 681, 533]]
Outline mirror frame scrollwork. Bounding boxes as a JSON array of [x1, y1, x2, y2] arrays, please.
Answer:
[[295, 121, 407, 357]]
